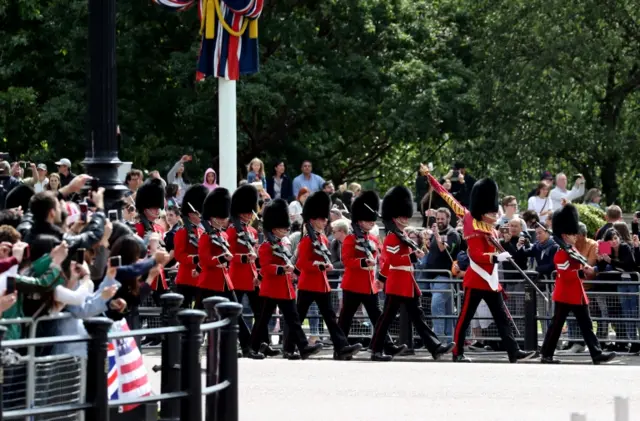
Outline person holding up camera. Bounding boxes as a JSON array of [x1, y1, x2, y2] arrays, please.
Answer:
[[549, 172, 585, 210], [443, 162, 476, 208]]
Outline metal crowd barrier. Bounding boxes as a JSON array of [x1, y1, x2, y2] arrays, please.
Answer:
[[0, 294, 243, 421]]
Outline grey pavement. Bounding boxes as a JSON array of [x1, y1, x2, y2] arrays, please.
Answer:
[[142, 349, 640, 421]]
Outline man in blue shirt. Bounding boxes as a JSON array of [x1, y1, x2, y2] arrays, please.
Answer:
[[292, 160, 325, 197]]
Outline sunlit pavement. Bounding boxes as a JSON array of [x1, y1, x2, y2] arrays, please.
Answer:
[[142, 350, 640, 421]]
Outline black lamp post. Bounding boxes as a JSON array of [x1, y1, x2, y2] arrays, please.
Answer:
[[83, 0, 127, 209]]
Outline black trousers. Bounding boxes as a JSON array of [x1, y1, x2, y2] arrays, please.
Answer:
[[251, 298, 308, 352], [370, 294, 441, 353], [541, 302, 602, 358], [339, 290, 394, 347], [284, 290, 349, 353], [197, 288, 252, 350], [236, 288, 270, 346], [453, 288, 519, 357], [177, 284, 199, 309]]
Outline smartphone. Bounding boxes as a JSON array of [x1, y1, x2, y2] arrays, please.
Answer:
[[19, 161, 26, 169], [80, 202, 88, 222], [427, 162, 434, 172], [500, 227, 509, 233], [5, 276, 15, 295], [90, 178, 100, 192], [24, 245, 30, 261], [598, 241, 612, 256], [108, 210, 119, 222], [75, 248, 86, 264], [109, 255, 122, 267]]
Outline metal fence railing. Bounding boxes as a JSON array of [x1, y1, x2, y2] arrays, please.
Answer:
[[0, 295, 243, 421]]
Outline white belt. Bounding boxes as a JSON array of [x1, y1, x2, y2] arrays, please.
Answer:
[[390, 265, 413, 272], [468, 257, 499, 291], [362, 267, 375, 272]]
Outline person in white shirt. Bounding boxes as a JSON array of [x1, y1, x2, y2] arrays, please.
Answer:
[[549, 172, 585, 210], [23, 163, 49, 193], [527, 181, 554, 224]]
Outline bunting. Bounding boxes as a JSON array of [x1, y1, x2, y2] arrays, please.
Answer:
[[153, 0, 264, 80]]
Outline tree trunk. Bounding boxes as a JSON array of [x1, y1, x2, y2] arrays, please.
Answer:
[[600, 158, 619, 205]]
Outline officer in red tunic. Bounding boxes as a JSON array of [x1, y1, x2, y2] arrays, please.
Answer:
[[369, 186, 454, 361], [425, 174, 536, 363], [173, 184, 208, 308], [197, 187, 260, 358], [540, 204, 616, 364], [134, 178, 168, 297], [338, 190, 406, 357], [248, 199, 323, 360], [285, 191, 362, 360], [227, 184, 271, 355]]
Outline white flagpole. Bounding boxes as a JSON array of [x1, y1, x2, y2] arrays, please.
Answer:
[[218, 77, 238, 193]]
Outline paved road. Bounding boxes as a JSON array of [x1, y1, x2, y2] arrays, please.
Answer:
[[142, 350, 640, 421]]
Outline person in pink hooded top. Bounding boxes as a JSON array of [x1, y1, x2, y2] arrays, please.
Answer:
[[203, 168, 218, 191]]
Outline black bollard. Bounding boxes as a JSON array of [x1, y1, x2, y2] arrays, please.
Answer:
[[84, 317, 114, 421], [159, 293, 184, 421], [178, 310, 206, 421], [0, 326, 7, 421], [215, 302, 242, 421], [203, 296, 230, 421], [523, 279, 539, 352]]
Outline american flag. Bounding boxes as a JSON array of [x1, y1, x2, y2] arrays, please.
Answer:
[[107, 320, 152, 413], [152, 0, 264, 81]]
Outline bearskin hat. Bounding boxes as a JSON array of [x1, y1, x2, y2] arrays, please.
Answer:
[[202, 188, 231, 220], [262, 198, 291, 232], [181, 184, 209, 216], [552, 203, 580, 237], [135, 178, 165, 212], [351, 190, 380, 222], [469, 178, 499, 221], [381, 186, 413, 221], [230, 184, 258, 217], [5, 184, 34, 211], [302, 191, 331, 222]]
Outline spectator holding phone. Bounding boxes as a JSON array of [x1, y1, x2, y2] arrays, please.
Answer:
[[549, 172, 585, 210]]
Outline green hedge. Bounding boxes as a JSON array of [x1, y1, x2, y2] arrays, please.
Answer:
[[574, 204, 606, 237]]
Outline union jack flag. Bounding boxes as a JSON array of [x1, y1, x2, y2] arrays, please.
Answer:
[[107, 320, 153, 413], [153, 0, 264, 81]]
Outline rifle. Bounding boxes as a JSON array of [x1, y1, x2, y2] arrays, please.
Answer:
[[201, 219, 232, 258], [231, 216, 257, 256], [352, 221, 375, 262], [305, 222, 332, 265], [265, 231, 294, 267]]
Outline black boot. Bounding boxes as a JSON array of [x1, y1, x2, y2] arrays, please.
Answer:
[[336, 343, 362, 360], [509, 350, 537, 363], [384, 343, 408, 357], [370, 352, 393, 362], [452, 354, 472, 362], [540, 356, 561, 364], [432, 342, 456, 360], [300, 343, 323, 360], [283, 351, 302, 360], [246, 349, 266, 360], [592, 352, 616, 365], [259, 343, 281, 357]]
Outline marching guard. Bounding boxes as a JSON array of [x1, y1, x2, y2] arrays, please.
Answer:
[[197, 187, 260, 358], [426, 173, 536, 363], [338, 190, 407, 357], [173, 184, 209, 308], [369, 186, 454, 361], [227, 185, 273, 356], [540, 204, 616, 364], [134, 178, 169, 298], [284, 191, 362, 360], [249, 199, 324, 360]]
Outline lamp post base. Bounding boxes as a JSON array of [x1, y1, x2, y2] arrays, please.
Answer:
[[82, 156, 128, 210]]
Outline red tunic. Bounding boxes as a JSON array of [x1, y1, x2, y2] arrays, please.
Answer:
[[296, 235, 331, 293], [378, 232, 421, 297], [340, 233, 380, 294], [552, 248, 588, 305], [258, 242, 296, 300], [197, 231, 233, 292], [173, 226, 204, 287], [227, 224, 259, 291], [134, 221, 167, 290], [463, 233, 503, 292]]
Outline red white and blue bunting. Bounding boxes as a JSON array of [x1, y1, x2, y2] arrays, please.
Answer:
[[153, 0, 264, 81]]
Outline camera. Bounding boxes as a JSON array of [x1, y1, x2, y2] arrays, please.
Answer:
[[451, 170, 460, 179]]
